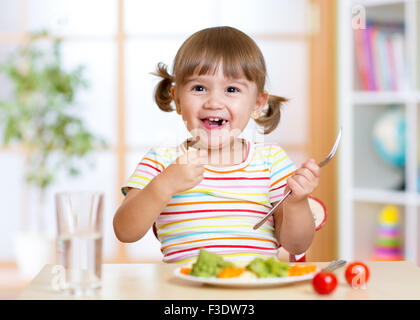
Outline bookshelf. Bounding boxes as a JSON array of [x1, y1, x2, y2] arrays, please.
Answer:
[[338, 0, 419, 266]]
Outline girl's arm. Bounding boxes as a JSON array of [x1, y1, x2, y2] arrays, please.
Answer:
[[272, 158, 320, 255], [113, 149, 208, 243], [113, 174, 174, 243], [273, 198, 315, 255]]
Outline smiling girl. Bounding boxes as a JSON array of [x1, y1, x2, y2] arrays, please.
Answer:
[[113, 26, 320, 264]]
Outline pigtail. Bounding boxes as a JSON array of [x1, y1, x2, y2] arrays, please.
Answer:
[[152, 62, 175, 112], [255, 94, 288, 134]]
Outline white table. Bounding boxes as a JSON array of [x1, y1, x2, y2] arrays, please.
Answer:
[[18, 261, 420, 300]]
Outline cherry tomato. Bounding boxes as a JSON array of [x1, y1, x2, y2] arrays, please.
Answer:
[[345, 261, 370, 288], [312, 271, 338, 295]]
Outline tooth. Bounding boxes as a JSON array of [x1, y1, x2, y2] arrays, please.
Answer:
[[206, 117, 227, 123]]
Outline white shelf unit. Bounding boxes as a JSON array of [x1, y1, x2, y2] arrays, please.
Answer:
[[338, 0, 419, 265]]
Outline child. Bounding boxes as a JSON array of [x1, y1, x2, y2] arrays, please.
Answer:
[[113, 26, 320, 264]]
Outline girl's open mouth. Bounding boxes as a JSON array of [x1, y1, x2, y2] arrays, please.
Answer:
[[200, 117, 229, 130]]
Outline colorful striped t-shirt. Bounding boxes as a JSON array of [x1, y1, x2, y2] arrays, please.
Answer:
[[122, 138, 297, 264]]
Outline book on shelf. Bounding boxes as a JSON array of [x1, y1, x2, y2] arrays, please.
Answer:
[[354, 22, 407, 91]]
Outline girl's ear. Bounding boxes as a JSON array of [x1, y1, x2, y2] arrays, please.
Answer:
[[253, 90, 269, 118], [171, 86, 182, 115]]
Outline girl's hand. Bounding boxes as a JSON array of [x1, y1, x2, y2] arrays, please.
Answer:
[[284, 159, 320, 204], [159, 148, 208, 196]]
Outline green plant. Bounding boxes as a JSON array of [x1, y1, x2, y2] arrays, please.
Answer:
[[0, 31, 107, 195]]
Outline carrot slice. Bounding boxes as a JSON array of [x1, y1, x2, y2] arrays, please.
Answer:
[[218, 267, 245, 278], [180, 267, 192, 275], [288, 264, 317, 276]]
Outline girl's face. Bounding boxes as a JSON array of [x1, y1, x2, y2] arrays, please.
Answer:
[[171, 64, 268, 150]]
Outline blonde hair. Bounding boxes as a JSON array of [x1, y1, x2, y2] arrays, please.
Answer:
[[153, 26, 288, 134]]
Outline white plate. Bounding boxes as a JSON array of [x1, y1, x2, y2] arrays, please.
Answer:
[[173, 267, 318, 288]]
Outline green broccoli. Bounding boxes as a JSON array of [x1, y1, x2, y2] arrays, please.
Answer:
[[246, 257, 290, 278], [189, 249, 233, 278]]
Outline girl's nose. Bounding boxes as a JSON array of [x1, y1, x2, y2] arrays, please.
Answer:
[[204, 92, 225, 109]]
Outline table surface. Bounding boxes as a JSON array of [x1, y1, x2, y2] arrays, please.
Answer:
[[18, 261, 420, 300]]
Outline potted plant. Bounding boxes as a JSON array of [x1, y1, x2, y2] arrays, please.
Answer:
[[0, 31, 107, 278]]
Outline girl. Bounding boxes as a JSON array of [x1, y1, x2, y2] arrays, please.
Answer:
[[113, 26, 320, 264]]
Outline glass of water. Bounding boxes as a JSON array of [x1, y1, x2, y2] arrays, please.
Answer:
[[55, 191, 104, 296]]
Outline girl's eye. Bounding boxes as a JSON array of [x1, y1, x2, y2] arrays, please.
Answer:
[[191, 85, 205, 92], [226, 87, 240, 93]]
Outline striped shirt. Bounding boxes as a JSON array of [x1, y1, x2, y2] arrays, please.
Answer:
[[122, 138, 297, 264]]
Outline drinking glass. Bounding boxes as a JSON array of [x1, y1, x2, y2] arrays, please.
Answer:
[[55, 191, 104, 296]]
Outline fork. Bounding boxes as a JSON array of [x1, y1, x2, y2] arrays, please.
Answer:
[[322, 259, 346, 272], [253, 126, 342, 230]]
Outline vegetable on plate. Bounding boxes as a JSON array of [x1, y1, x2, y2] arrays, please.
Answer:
[[189, 249, 233, 278], [184, 249, 317, 279], [218, 267, 245, 278]]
